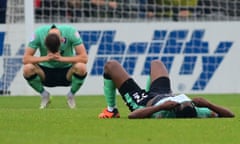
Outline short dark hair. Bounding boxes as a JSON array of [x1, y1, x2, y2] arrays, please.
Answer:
[[45, 33, 61, 53], [175, 103, 197, 118], [51, 24, 57, 29]]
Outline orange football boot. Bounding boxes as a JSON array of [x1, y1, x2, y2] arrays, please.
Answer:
[[98, 108, 120, 118]]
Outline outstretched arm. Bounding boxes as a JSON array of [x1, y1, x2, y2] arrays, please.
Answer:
[[192, 97, 234, 118], [128, 101, 179, 119]]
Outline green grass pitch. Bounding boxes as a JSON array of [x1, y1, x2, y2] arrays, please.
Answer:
[[0, 94, 239, 144]]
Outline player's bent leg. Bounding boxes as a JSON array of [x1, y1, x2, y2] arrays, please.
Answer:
[[98, 108, 120, 118], [23, 64, 52, 109], [66, 63, 87, 109], [104, 60, 130, 89], [23, 64, 45, 96], [23, 63, 37, 77], [67, 62, 87, 80], [150, 60, 169, 82]]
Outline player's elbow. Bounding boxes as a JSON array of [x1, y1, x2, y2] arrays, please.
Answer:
[[221, 113, 235, 118], [218, 112, 235, 118], [22, 57, 28, 65], [79, 55, 88, 64], [128, 114, 137, 119], [228, 113, 235, 118], [128, 112, 137, 119], [83, 55, 88, 64], [128, 113, 144, 119], [22, 56, 33, 65]]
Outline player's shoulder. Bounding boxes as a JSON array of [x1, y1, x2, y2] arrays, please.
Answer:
[[58, 25, 76, 31], [58, 25, 79, 38], [35, 25, 51, 33]]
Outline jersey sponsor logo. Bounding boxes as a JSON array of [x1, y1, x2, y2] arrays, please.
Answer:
[[62, 37, 67, 44], [30, 34, 35, 42], [75, 31, 80, 38]]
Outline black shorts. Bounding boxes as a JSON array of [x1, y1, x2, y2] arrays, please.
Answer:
[[119, 78, 150, 111], [118, 77, 172, 111], [39, 65, 71, 87]]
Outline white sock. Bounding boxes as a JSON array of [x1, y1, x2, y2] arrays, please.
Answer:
[[67, 91, 74, 97], [107, 106, 116, 112], [41, 90, 49, 97]]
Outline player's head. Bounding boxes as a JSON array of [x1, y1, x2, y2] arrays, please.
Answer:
[[174, 102, 197, 118], [48, 24, 61, 37], [45, 33, 61, 53], [45, 24, 61, 53]]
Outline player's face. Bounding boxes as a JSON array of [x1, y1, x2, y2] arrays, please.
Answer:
[[46, 29, 61, 53], [174, 102, 197, 118], [175, 101, 194, 111]]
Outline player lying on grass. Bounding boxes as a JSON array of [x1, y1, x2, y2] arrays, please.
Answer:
[[22, 24, 88, 109], [98, 60, 234, 118]]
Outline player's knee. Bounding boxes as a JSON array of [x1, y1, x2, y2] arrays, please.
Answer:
[[151, 60, 163, 66], [151, 59, 161, 64], [73, 63, 87, 75], [23, 64, 36, 76], [104, 60, 119, 71]]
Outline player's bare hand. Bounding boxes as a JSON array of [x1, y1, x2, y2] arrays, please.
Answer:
[[46, 53, 56, 60], [47, 52, 62, 61], [52, 53, 61, 61], [192, 97, 210, 107]]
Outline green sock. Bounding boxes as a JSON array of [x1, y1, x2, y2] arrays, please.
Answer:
[[145, 75, 151, 92], [70, 73, 87, 94], [104, 78, 116, 107], [25, 74, 44, 93]]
